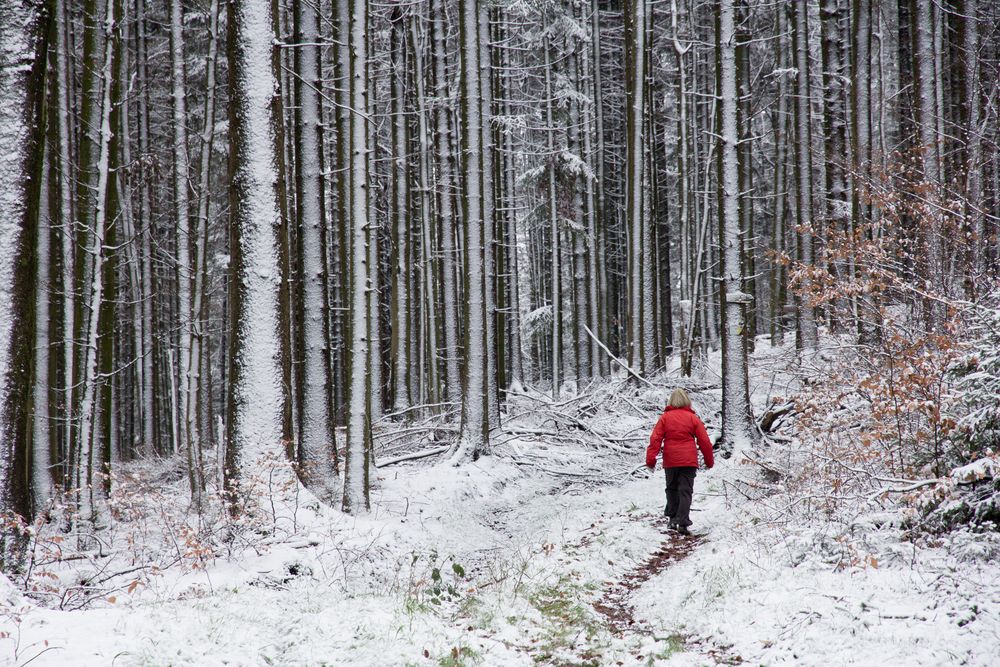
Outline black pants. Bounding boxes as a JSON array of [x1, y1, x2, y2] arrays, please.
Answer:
[[664, 467, 697, 527]]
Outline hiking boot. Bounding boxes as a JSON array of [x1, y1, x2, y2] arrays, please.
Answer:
[[675, 525, 691, 536]]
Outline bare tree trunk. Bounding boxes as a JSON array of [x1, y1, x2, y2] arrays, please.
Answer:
[[959, 0, 983, 282], [389, 8, 410, 414], [452, 0, 489, 464], [169, 0, 196, 471], [0, 0, 48, 567], [294, 0, 335, 499], [912, 0, 942, 298], [134, 0, 155, 457], [479, 3, 500, 427], [792, 0, 818, 349], [543, 32, 561, 399], [770, 5, 789, 346], [75, 0, 116, 530], [717, 0, 753, 452], [342, 0, 372, 512], [851, 0, 871, 337], [225, 0, 294, 509], [190, 0, 221, 497], [409, 15, 441, 409], [590, 0, 609, 376], [432, 0, 462, 405], [625, 0, 648, 373]]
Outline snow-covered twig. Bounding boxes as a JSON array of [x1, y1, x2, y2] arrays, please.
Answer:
[[374, 446, 450, 468]]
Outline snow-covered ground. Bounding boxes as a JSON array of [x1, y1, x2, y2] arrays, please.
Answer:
[[3, 351, 999, 666]]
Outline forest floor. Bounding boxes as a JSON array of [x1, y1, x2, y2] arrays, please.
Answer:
[[3, 345, 1000, 666]]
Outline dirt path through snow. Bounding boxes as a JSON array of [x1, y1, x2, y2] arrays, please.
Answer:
[[592, 516, 705, 635]]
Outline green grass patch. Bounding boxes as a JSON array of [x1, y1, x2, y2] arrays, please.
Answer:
[[526, 575, 606, 666], [437, 644, 481, 667]]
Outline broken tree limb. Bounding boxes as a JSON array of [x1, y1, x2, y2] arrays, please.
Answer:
[[583, 324, 653, 387], [374, 445, 449, 468], [759, 401, 794, 433]]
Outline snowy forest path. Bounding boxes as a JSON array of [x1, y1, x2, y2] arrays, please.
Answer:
[[592, 516, 705, 634]]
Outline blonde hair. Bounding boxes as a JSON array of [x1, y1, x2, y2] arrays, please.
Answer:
[[668, 388, 692, 408]]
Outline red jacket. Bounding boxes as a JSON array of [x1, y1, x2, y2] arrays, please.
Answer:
[[646, 406, 714, 469]]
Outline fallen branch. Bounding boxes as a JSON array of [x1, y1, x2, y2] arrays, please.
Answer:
[[759, 402, 795, 434], [374, 445, 449, 468], [584, 324, 653, 387]]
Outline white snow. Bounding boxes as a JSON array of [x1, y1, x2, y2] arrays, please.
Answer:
[[3, 347, 999, 665]]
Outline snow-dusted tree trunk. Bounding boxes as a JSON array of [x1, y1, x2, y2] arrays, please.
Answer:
[[850, 0, 872, 338], [625, 0, 651, 374], [770, 5, 789, 347], [792, 0, 818, 349], [192, 0, 221, 482], [716, 0, 753, 452], [53, 0, 78, 474], [224, 0, 291, 505], [497, 11, 524, 391], [543, 33, 561, 400], [820, 0, 849, 326], [134, 0, 155, 457], [169, 0, 197, 466], [912, 0, 942, 295], [590, 0, 609, 377], [0, 0, 46, 566], [342, 0, 372, 512], [332, 0, 351, 425], [451, 0, 489, 464], [293, 0, 335, 498], [365, 63, 383, 426], [568, 46, 590, 388], [959, 0, 983, 278], [32, 130, 54, 512], [390, 9, 410, 414], [432, 0, 462, 405], [74, 0, 115, 528], [479, 3, 500, 428], [409, 15, 441, 409]]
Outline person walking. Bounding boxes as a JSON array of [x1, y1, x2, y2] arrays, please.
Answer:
[[645, 388, 714, 535]]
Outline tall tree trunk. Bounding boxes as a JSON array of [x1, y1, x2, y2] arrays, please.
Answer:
[[959, 0, 983, 282], [294, 0, 335, 499], [170, 0, 197, 470], [432, 0, 462, 405], [590, 0, 609, 376], [452, 0, 489, 464], [792, 0, 819, 349], [191, 0, 221, 496], [134, 0, 155, 457], [479, 4, 500, 427], [31, 58, 55, 514], [569, 48, 590, 388], [625, 0, 651, 374], [389, 9, 410, 414], [74, 0, 116, 532], [911, 0, 942, 299], [770, 5, 789, 346], [225, 0, 293, 509], [543, 33, 561, 399], [851, 0, 871, 337], [717, 0, 753, 452], [409, 15, 441, 409], [342, 0, 372, 512], [1, 0, 49, 557]]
